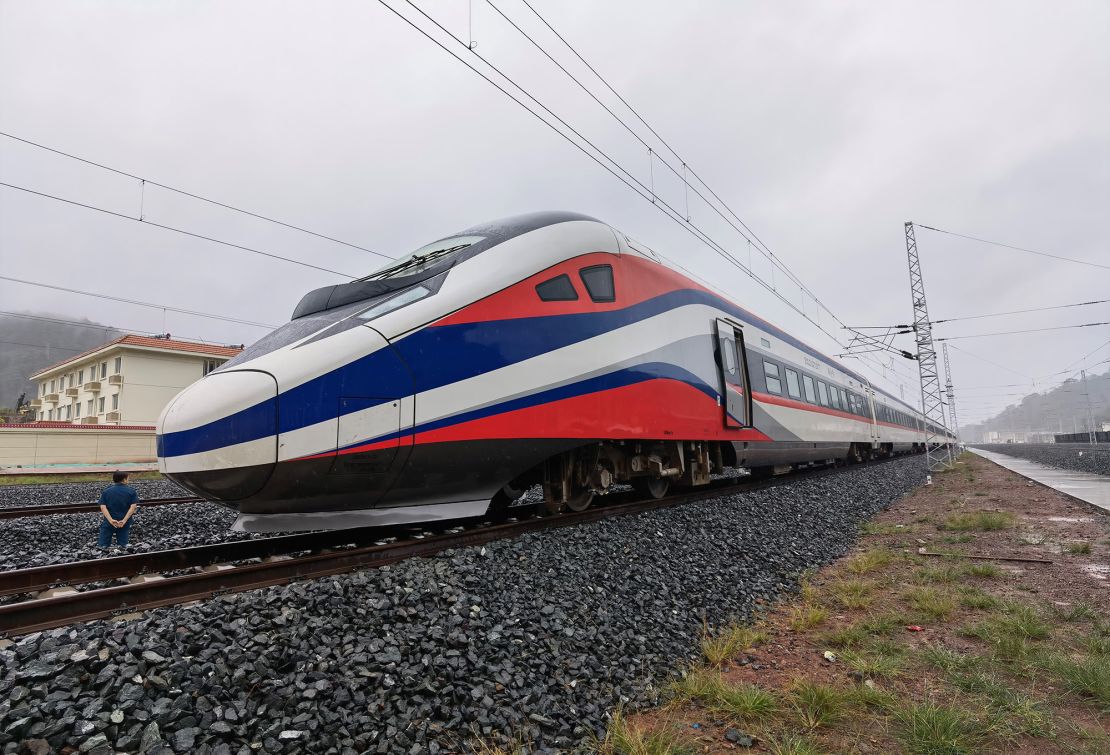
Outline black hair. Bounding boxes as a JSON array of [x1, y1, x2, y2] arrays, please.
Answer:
[[112, 471, 129, 483]]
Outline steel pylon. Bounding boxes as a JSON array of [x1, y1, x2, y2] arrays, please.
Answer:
[[942, 342, 960, 450], [905, 222, 953, 471]]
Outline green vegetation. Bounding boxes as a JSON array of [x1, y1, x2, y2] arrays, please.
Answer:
[[700, 623, 767, 666], [0, 470, 163, 486], [597, 710, 694, 755], [891, 698, 987, 754]]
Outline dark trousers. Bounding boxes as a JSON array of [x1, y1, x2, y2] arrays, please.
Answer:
[[98, 518, 133, 547]]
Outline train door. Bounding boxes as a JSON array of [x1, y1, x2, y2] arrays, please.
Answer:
[[715, 319, 751, 428], [864, 384, 880, 444]]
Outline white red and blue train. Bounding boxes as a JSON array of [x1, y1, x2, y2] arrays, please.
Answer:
[[157, 212, 952, 532]]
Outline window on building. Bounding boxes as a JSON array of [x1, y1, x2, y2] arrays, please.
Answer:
[[47, 409, 53, 420], [784, 368, 801, 400], [111, 393, 119, 410], [49, 379, 55, 393], [114, 357, 122, 374], [87, 399, 94, 415], [203, 359, 225, 376], [77, 369, 84, 385], [535, 274, 578, 302], [59, 376, 66, 391], [65, 405, 71, 420], [578, 265, 616, 303], [763, 361, 782, 395], [98, 397, 105, 413], [40, 383, 46, 396], [817, 381, 830, 407], [75, 403, 81, 418], [802, 375, 817, 404], [100, 362, 107, 379]]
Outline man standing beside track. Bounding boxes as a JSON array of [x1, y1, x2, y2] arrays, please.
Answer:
[[98, 471, 140, 548]]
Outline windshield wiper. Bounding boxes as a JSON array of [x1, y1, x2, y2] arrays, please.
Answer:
[[365, 243, 469, 281]]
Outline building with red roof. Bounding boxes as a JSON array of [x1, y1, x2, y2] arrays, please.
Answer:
[[27, 334, 243, 427]]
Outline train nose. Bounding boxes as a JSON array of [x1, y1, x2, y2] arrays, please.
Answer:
[[157, 370, 279, 501]]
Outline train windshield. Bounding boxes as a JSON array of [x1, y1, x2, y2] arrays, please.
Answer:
[[363, 235, 485, 281]]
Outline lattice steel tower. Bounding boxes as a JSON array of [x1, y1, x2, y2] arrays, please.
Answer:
[[905, 222, 953, 471], [942, 342, 960, 447]]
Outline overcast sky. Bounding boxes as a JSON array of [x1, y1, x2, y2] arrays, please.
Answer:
[[1, 1, 1107, 428]]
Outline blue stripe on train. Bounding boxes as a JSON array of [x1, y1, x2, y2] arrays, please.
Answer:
[[159, 285, 913, 458], [329, 361, 718, 453]]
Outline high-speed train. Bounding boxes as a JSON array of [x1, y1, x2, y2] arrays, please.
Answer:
[[157, 211, 952, 531]]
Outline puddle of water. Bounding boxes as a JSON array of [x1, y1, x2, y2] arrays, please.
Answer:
[[1082, 564, 1109, 581], [1045, 516, 1094, 523]]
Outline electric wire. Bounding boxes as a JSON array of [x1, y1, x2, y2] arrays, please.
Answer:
[[932, 298, 1109, 324], [503, 0, 840, 328], [916, 224, 1110, 271], [0, 182, 356, 279], [0, 310, 239, 346], [0, 131, 392, 261], [935, 322, 1110, 342], [377, 0, 910, 395], [0, 276, 280, 329]]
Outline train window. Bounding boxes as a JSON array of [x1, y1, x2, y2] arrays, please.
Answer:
[[760, 337, 771, 349], [829, 387, 842, 411], [579, 265, 616, 303], [722, 338, 739, 375], [802, 375, 817, 404], [358, 285, 432, 321], [535, 274, 579, 302], [785, 368, 801, 400], [763, 361, 782, 394], [817, 381, 830, 407]]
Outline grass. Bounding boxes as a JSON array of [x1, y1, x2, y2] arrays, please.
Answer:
[[597, 710, 694, 755], [671, 670, 778, 722], [700, 623, 767, 665], [963, 603, 1051, 661], [858, 612, 903, 636], [1037, 653, 1110, 708], [839, 647, 904, 679], [788, 680, 850, 729], [860, 521, 910, 536], [765, 733, 823, 755], [1052, 602, 1097, 623], [0, 470, 162, 486], [891, 698, 987, 754], [957, 586, 1001, 610], [942, 533, 974, 544], [904, 586, 956, 621], [920, 645, 983, 675], [845, 548, 893, 575], [966, 563, 1001, 579], [832, 579, 875, 610], [1065, 541, 1092, 555], [942, 511, 1017, 532], [787, 604, 828, 632], [915, 565, 964, 584]]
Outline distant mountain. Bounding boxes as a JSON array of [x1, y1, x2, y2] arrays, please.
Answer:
[[961, 367, 1110, 441], [0, 313, 123, 412]]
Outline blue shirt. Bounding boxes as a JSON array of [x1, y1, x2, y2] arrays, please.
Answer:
[[99, 483, 139, 519]]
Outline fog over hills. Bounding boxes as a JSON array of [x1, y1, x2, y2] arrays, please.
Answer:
[[0, 312, 123, 410], [961, 367, 1110, 441]]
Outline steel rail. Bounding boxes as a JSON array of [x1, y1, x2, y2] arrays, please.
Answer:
[[0, 456, 908, 636], [0, 496, 203, 520]]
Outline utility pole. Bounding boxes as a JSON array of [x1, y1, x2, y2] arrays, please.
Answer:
[[905, 221, 953, 471], [942, 343, 960, 448], [1081, 370, 1096, 444]]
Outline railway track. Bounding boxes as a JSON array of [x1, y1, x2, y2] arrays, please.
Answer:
[[0, 456, 911, 636], [0, 495, 204, 520]]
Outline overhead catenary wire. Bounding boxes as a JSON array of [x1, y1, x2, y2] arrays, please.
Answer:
[[0, 182, 357, 279], [375, 0, 912, 396], [935, 322, 1110, 342], [916, 224, 1110, 271], [0, 276, 280, 329], [0, 310, 241, 346], [498, 0, 841, 329], [0, 131, 393, 261], [931, 298, 1110, 325]]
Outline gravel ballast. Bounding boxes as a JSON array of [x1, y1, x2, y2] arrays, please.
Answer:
[[0, 458, 926, 754], [0, 504, 253, 572], [974, 442, 1110, 477], [0, 479, 188, 508]]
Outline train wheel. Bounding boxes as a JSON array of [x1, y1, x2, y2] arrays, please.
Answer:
[[632, 477, 669, 500], [564, 486, 594, 512]]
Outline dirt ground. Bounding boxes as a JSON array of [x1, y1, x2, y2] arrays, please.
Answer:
[[611, 453, 1109, 755]]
